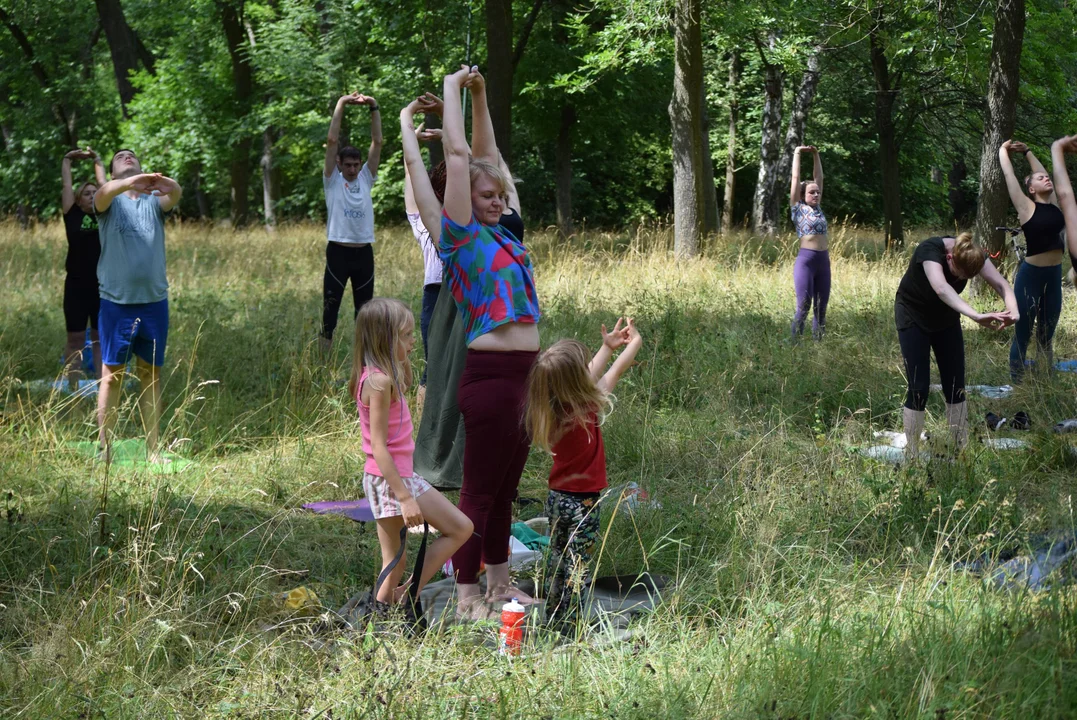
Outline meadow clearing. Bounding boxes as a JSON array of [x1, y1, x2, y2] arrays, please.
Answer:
[[2, 219, 1077, 718]]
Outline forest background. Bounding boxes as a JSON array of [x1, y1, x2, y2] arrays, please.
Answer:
[[3, 0, 1076, 252]]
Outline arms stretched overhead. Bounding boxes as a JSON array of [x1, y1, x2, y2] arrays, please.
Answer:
[[401, 99, 444, 241], [325, 92, 383, 178], [789, 146, 822, 208], [1051, 135, 1077, 260], [61, 148, 106, 214]]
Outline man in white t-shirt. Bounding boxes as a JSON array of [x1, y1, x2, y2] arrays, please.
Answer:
[[321, 91, 383, 353]]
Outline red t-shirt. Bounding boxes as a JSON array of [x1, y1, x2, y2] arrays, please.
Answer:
[[548, 414, 608, 494]]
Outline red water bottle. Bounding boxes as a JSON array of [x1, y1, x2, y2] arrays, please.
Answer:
[[498, 598, 526, 656]]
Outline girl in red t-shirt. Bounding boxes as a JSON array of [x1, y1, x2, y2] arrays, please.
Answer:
[[525, 318, 643, 628]]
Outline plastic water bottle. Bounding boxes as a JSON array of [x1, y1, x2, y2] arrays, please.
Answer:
[[498, 598, 526, 656]]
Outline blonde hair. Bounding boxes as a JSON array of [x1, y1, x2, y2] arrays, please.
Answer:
[[347, 298, 414, 403], [468, 158, 510, 196], [525, 339, 612, 453], [951, 232, 985, 277], [75, 181, 97, 201]]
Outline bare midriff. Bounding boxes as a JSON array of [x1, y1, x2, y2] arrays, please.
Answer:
[[800, 234, 828, 252], [1025, 248, 1063, 267], [468, 321, 540, 352]]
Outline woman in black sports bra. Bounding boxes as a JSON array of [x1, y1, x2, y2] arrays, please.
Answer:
[[998, 140, 1066, 382]]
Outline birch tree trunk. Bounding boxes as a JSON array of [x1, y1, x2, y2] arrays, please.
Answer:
[[722, 51, 740, 232], [972, 0, 1025, 254], [669, 0, 706, 257], [262, 127, 279, 230], [752, 34, 783, 235], [777, 50, 822, 213]]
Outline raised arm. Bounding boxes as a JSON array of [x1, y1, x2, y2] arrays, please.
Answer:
[[94, 173, 156, 213], [61, 152, 77, 214], [466, 67, 498, 165], [400, 101, 443, 238], [812, 147, 823, 198], [153, 175, 183, 213], [998, 141, 1035, 222], [442, 66, 475, 225], [1051, 136, 1077, 259], [92, 149, 106, 186], [598, 318, 643, 395], [789, 147, 803, 209], [923, 261, 1013, 329], [588, 318, 627, 381], [325, 93, 360, 178], [364, 95, 383, 176]]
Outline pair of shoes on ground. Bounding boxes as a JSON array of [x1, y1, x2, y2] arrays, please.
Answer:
[[985, 411, 1030, 431]]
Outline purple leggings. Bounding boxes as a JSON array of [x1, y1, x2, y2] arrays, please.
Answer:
[[791, 248, 831, 339]]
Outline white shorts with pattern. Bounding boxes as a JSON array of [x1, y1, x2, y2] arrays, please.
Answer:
[[362, 472, 433, 519]]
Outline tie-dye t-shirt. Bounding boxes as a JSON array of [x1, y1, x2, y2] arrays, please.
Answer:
[[439, 211, 540, 345]]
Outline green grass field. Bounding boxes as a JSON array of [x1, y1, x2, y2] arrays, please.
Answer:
[[2, 219, 1077, 718]]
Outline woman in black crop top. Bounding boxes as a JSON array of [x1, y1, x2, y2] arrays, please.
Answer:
[[1050, 135, 1077, 292], [999, 140, 1066, 382], [60, 148, 107, 386], [894, 233, 1018, 461]]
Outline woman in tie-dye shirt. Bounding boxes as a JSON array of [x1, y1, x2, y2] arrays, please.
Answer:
[[438, 65, 541, 620]]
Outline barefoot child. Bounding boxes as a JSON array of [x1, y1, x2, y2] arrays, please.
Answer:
[[350, 298, 473, 612], [525, 318, 643, 627]]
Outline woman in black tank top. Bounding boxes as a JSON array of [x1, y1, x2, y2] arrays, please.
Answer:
[[1051, 136, 1077, 291], [998, 140, 1065, 382]]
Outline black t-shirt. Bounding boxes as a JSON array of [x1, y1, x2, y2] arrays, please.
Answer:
[[499, 208, 525, 244], [63, 206, 101, 287], [894, 237, 967, 332]]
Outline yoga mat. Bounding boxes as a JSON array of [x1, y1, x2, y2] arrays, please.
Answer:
[[1056, 360, 1077, 373], [68, 439, 194, 473], [303, 499, 375, 523]]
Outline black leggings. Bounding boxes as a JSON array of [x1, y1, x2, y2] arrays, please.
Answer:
[[322, 242, 374, 340], [898, 323, 966, 411]]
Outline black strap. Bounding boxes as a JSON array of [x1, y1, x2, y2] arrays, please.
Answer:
[[372, 523, 430, 602]]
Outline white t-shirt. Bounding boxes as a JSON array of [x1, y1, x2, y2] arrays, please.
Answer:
[[407, 212, 443, 286], [324, 165, 376, 244]]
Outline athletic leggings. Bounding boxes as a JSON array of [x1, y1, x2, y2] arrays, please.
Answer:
[[897, 322, 965, 411], [1009, 262, 1062, 381], [452, 349, 538, 585], [791, 248, 831, 339], [321, 242, 374, 340]]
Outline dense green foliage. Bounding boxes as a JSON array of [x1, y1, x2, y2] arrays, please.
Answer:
[[2, 220, 1077, 716], [2, 0, 1076, 231]]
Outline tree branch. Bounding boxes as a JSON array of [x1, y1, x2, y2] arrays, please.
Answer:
[[512, 0, 544, 70]]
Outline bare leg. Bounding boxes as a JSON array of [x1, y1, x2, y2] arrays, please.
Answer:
[[374, 517, 408, 603], [944, 401, 968, 451], [89, 329, 102, 379], [392, 489, 473, 601], [135, 358, 162, 460], [903, 407, 926, 461], [64, 331, 86, 387], [97, 363, 126, 463]]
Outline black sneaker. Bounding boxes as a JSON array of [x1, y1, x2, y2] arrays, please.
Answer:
[[985, 412, 1007, 431], [1010, 411, 1031, 430]]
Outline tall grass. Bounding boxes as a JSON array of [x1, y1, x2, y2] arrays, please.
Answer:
[[1, 219, 1076, 717]]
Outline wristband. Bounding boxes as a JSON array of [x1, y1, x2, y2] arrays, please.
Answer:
[[1023, 149, 1031, 155], [369, 104, 379, 113]]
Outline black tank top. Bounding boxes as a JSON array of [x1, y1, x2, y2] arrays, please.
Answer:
[[1021, 202, 1064, 256]]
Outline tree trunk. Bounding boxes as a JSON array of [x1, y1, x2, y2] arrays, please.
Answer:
[[484, 0, 514, 163], [669, 0, 706, 258], [722, 51, 740, 232], [973, 0, 1025, 254], [221, 1, 252, 227], [777, 49, 822, 211], [555, 103, 575, 237], [193, 169, 211, 219], [948, 159, 974, 223], [870, 30, 903, 249], [94, 0, 155, 116], [751, 34, 783, 236], [262, 127, 280, 229], [701, 100, 718, 234], [0, 8, 78, 147]]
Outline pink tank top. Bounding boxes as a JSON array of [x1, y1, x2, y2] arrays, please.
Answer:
[[357, 366, 414, 477]]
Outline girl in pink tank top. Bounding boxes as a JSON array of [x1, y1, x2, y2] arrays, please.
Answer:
[[348, 298, 474, 610]]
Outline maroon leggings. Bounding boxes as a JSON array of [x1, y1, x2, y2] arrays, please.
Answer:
[[452, 349, 538, 584]]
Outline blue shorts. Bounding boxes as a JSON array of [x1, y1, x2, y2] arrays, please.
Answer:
[[98, 297, 169, 367]]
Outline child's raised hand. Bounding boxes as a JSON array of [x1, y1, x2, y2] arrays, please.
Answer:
[[601, 318, 629, 350], [625, 317, 642, 345], [400, 496, 425, 528]]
